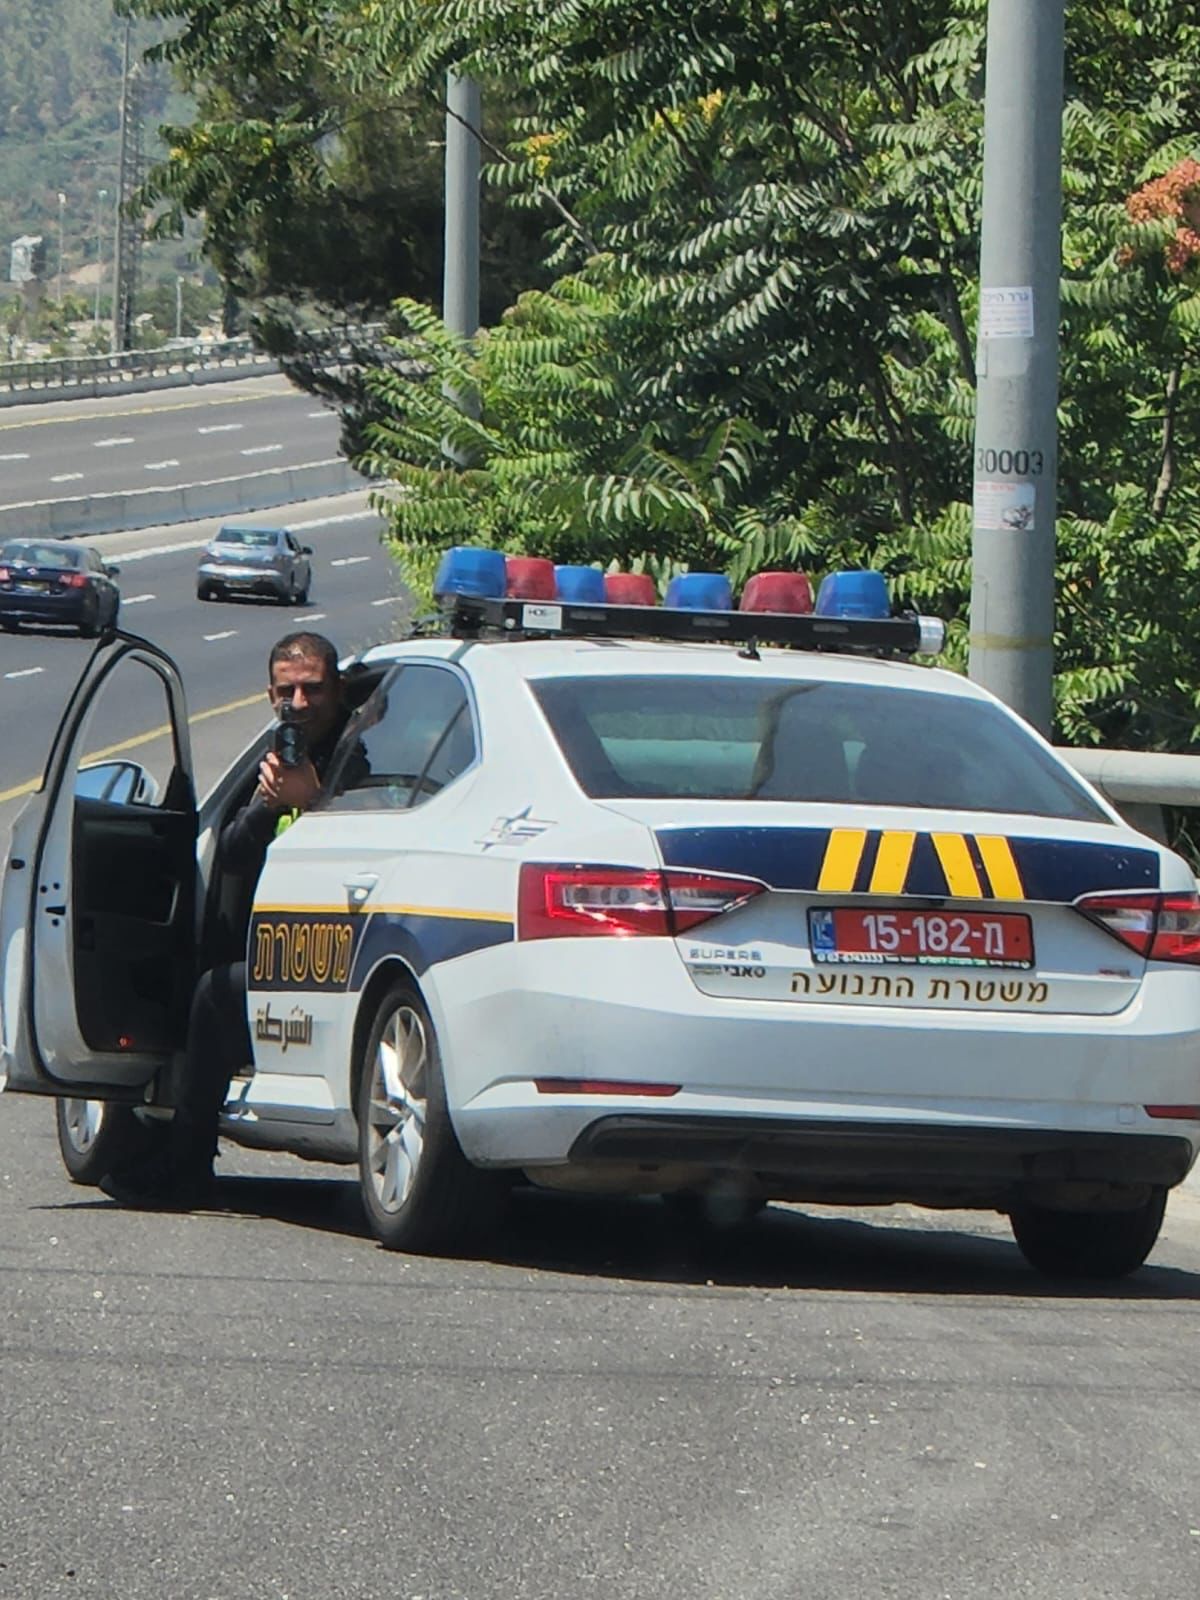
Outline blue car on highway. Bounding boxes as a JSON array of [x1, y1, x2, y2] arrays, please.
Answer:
[[0, 539, 121, 637]]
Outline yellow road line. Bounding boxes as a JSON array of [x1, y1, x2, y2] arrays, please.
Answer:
[[0, 385, 292, 434], [0, 690, 264, 805], [818, 828, 867, 893], [931, 832, 983, 898], [869, 830, 916, 894], [975, 835, 1025, 900]]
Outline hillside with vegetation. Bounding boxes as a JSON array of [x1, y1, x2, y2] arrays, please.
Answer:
[[0, 0, 208, 346]]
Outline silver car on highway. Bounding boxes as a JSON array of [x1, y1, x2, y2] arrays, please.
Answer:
[[196, 522, 313, 605]]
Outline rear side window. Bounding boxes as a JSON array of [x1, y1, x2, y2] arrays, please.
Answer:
[[321, 664, 476, 812], [531, 675, 1107, 822]]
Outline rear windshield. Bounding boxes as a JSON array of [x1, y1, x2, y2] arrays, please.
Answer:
[[0, 542, 79, 569], [531, 675, 1108, 822], [217, 527, 277, 547]]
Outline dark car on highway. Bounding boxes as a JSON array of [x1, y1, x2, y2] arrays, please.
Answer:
[[0, 539, 121, 637], [196, 522, 313, 605]]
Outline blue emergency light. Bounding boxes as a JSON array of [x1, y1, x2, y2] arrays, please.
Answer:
[[665, 572, 733, 611], [554, 565, 607, 603], [815, 569, 890, 620], [434, 546, 507, 600]]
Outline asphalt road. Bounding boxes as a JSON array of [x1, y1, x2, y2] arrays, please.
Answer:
[[2, 1097, 1200, 1600], [0, 376, 343, 506], [0, 489, 404, 841]]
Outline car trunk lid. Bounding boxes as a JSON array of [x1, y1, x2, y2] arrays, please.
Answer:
[[597, 799, 1162, 1017]]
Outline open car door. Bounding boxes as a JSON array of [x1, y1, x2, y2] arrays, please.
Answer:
[[1, 632, 197, 1101]]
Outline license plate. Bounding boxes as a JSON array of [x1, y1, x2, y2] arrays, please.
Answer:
[[16, 580, 49, 592], [809, 907, 1034, 968]]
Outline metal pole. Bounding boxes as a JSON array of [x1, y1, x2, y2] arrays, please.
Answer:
[[112, 18, 132, 352], [94, 190, 108, 324], [443, 72, 481, 346], [967, 0, 1066, 737], [176, 276, 183, 339], [56, 193, 66, 302]]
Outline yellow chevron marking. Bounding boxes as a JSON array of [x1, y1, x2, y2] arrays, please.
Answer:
[[975, 835, 1025, 900], [869, 831, 916, 894], [931, 833, 982, 898], [818, 828, 868, 893]]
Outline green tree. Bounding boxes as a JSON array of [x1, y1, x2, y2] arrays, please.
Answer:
[[351, 0, 1200, 748]]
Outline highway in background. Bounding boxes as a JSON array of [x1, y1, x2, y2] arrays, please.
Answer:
[[0, 375, 344, 507], [0, 489, 400, 840]]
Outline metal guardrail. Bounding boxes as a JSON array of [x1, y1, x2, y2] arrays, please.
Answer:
[[1056, 748, 1200, 807], [0, 337, 274, 393], [1055, 747, 1200, 846]]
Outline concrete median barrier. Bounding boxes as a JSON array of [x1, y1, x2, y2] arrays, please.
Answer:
[[0, 458, 368, 540]]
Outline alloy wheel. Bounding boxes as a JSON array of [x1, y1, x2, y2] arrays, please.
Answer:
[[61, 1097, 104, 1154], [364, 1005, 429, 1214]]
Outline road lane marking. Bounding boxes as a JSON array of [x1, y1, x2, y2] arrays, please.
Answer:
[[50, 472, 84, 483], [144, 459, 181, 471], [331, 555, 371, 567], [0, 689, 267, 804], [295, 611, 327, 621], [94, 437, 135, 448], [114, 538, 210, 562], [197, 423, 243, 435], [308, 410, 328, 418], [4, 667, 44, 680], [203, 630, 238, 642], [0, 452, 30, 461], [286, 510, 379, 530], [122, 593, 155, 605], [241, 444, 283, 456], [0, 386, 298, 433], [371, 596, 402, 607]]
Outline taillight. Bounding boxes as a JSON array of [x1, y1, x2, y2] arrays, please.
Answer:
[[517, 863, 764, 940], [0, 566, 10, 583], [1075, 891, 1200, 964], [60, 572, 88, 589]]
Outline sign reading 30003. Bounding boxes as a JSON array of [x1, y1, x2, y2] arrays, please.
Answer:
[[250, 911, 366, 992]]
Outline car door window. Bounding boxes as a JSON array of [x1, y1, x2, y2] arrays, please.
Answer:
[[321, 665, 475, 812]]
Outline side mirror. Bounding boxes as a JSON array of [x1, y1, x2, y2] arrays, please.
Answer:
[[75, 760, 159, 806], [106, 564, 121, 578], [301, 545, 313, 556]]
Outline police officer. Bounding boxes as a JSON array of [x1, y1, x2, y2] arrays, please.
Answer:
[[101, 631, 349, 1208]]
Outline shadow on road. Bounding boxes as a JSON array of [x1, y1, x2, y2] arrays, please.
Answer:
[[53, 1171, 1200, 1301]]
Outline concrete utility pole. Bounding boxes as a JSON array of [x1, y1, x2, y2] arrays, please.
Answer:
[[443, 72, 481, 347], [967, 0, 1066, 737]]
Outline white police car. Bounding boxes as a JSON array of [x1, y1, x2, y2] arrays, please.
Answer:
[[4, 552, 1200, 1279]]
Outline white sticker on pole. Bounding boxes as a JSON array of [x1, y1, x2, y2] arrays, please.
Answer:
[[975, 480, 1036, 532], [979, 287, 1034, 339]]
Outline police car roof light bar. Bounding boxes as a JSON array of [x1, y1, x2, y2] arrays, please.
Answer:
[[448, 595, 940, 657]]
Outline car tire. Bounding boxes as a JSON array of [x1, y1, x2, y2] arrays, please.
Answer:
[[55, 1098, 160, 1187], [108, 599, 120, 632], [1009, 1187, 1167, 1280], [197, 585, 217, 602], [297, 580, 311, 605], [356, 980, 506, 1254], [79, 595, 101, 639]]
